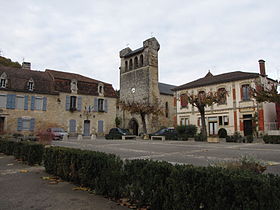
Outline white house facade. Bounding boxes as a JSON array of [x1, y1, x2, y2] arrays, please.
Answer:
[[173, 60, 277, 137]]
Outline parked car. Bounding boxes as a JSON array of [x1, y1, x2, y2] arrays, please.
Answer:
[[46, 128, 69, 140], [105, 128, 131, 139], [149, 127, 178, 140]]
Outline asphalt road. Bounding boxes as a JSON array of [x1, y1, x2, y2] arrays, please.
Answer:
[[53, 138, 280, 175], [0, 154, 128, 210]]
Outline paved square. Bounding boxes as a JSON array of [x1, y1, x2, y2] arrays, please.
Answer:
[[53, 138, 280, 175]]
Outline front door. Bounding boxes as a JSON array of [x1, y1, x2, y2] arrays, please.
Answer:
[[0, 117, 4, 134], [244, 120, 253, 136], [83, 120, 90, 136], [209, 122, 218, 136], [129, 119, 139, 135]]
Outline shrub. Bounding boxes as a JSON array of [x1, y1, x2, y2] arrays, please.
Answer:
[[245, 135, 254, 143], [176, 125, 197, 138], [218, 128, 227, 138], [176, 125, 186, 135], [226, 132, 243, 143], [194, 133, 206, 141], [44, 147, 124, 198], [0, 139, 44, 165], [213, 155, 266, 174], [263, 135, 280, 144], [185, 125, 197, 137]]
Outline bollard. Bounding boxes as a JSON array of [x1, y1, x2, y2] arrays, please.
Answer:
[[91, 134, 96, 140], [77, 134, 83, 141], [62, 135, 68, 141]]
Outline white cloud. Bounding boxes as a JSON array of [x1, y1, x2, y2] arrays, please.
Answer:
[[0, 0, 279, 88]]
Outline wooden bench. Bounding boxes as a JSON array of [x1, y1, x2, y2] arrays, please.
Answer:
[[122, 135, 136, 140], [151, 136, 165, 141]]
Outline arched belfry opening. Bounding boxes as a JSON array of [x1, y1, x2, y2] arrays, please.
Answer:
[[129, 118, 139, 135]]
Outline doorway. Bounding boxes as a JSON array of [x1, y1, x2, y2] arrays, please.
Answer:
[[243, 114, 253, 136], [129, 118, 139, 135], [83, 120, 90, 136], [208, 117, 218, 136], [0, 117, 4, 134]]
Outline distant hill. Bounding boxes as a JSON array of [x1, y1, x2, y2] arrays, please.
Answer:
[[0, 56, 21, 68]]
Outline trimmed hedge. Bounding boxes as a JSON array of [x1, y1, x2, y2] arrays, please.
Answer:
[[44, 146, 280, 210], [263, 135, 280, 144], [1, 139, 280, 209], [0, 140, 44, 165]]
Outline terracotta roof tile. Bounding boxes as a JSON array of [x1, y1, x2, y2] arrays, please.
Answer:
[[0, 64, 56, 94], [173, 71, 260, 91]]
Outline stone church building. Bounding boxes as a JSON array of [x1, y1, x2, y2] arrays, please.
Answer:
[[119, 37, 176, 134]]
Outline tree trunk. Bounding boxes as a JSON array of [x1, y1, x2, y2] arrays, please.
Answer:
[[140, 112, 147, 134], [198, 105, 207, 141]]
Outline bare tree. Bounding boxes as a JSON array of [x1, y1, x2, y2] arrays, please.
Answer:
[[180, 89, 227, 140], [119, 100, 163, 134], [250, 82, 280, 103]]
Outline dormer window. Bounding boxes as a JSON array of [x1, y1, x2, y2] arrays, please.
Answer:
[[27, 78, 34, 91], [0, 72, 7, 88], [98, 83, 104, 95], [71, 79, 78, 93]]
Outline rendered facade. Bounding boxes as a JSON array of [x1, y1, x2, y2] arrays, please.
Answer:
[[0, 63, 117, 136], [173, 60, 277, 136]]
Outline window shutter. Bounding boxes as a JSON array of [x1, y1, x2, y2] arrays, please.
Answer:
[[104, 99, 108, 112], [6, 94, 12, 109], [69, 119, 76, 133], [77, 96, 82, 111], [30, 118, 35, 131], [24, 96, 28, 110], [31, 96, 35, 110], [94, 98, 98, 112], [11, 94, 16, 109], [98, 120, 104, 133], [42, 97, 47, 111], [66, 96, 70, 111], [17, 118, 23, 131], [240, 86, 244, 100]]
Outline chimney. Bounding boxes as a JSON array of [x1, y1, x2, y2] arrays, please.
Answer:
[[22, 62, 31, 70], [258, 59, 266, 76]]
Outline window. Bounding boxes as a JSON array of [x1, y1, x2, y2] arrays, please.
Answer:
[[180, 94, 188, 108], [98, 83, 104, 95], [22, 120, 31, 130], [134, 57, 138, 69], [0, 72, 7, 88], [70, 96, 77, 111], [18, 118, 35, 131], [198, 91, 206, 100], [71, 80, 78, 93], [16, 96, 24, 110], [125, 61, 128, 71], [218, 116, 229, 126], [197, 117, 201, 127], [0, 95, 7, 108], [140, 55, 143, 67], [0, 79, 6, 88], [242, 84, 250, 101], [35, 97, 43, 110], [129, 59, 133, 70], [98, 99, 104, 112], [27, 79, 34, 91], [165, 102, 169, 118], [180, 118, 189, 126], [223, 116, 229, 125], [217, 88, 226, 104]]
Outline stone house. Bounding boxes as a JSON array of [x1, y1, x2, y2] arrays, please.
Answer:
[[119, 37, 176, 134], [0, 63, 117, 136], [172, 60, 277, 136]]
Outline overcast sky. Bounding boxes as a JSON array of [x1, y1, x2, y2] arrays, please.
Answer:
[[0, 0, 279, 89]]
